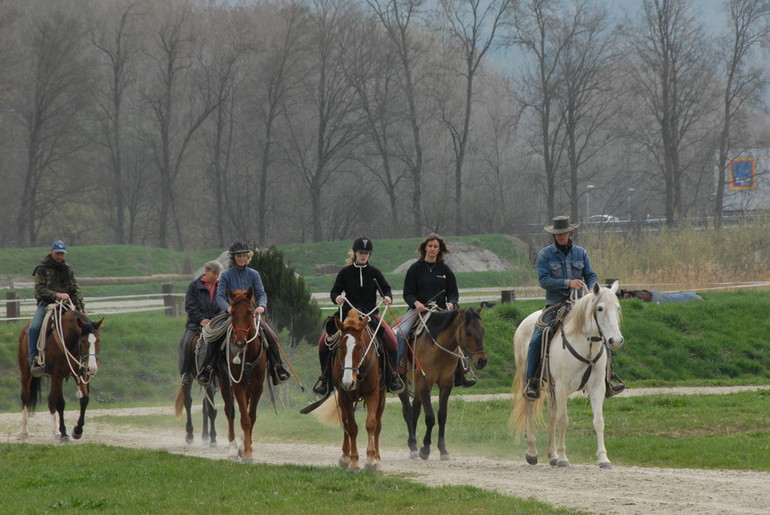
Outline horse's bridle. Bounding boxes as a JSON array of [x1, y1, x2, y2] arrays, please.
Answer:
[[560, 293, 613, 390]]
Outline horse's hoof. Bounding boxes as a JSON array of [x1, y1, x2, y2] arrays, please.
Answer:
[[72, 427, 83, 440], [549, 458, 559, 467], [241, 458, 254, 464], [185, 435, 194, 445], [364, 462, 382, 472], [525, 454, 538, 465], [338, 458, 350, 469], [440, 453, 451, 461], [555, 460, 570, 468], [347, 465, 360, 471], [209, 441, 218, 448], [599, 461, 613, 469], [419, 449, 430, 460], [17, 432, 29, 441], [409, 450, 420, 460], [59, 435, 71, 444]]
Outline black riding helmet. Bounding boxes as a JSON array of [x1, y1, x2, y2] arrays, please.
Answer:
[[352, 237, 373, 253], [229, 240, 250, 255]]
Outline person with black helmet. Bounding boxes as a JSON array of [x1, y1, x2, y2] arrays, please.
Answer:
[[312, 237, 405, 395], [523, 216, 624, 399], [195, 240, 291, 386], [27, 240, 86, 377]]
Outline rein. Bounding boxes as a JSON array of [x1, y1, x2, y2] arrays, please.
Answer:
[[559, 293, 611, 391], [226, 312, 262, 384], [51, 300, 95, 384]]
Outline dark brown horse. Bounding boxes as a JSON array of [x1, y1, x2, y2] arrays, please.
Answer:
[[314, 309, 386, 471], [17, 304, 103, 442], [216, 288, 267, 462], [398, 305, 487, 460], [174, 332, 219, 446]]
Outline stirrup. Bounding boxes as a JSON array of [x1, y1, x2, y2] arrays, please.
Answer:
[[525, 379, 540, 399], [312, 376, 329, 396], [30, 362, 46, 378], [605, 377, 626, 398], [388, 374, 405, 393], [196, 368, 212, 386], [274, 364, 290, 383]]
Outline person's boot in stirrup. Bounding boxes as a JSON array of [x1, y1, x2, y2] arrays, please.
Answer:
[[525, 377, 541, 399], [312, 345, 332, 395], [266, 340, 290, 385], [196, 341, 217, 386], [386, 348, 405, 393], [454, 361, 476, 387]]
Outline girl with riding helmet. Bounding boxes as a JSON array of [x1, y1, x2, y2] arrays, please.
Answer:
[[196, 240, 291, 386], [312, 237, 405, 396]]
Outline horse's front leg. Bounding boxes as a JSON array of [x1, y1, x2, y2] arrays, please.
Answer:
[[551, 386, 571, 467], [415, 382, 434, 460], [338, 400, 359, 470], [181, 375, 194, 444], [234, 388, 254, 462], [204, 386, 218, 447], [398, 389, 419, 458], [363, 392, 385, 472], [49, 378, 69, 443], [436, 383, 453, 461], [588, 379, 612, 468], [72, 383, 89, 440]]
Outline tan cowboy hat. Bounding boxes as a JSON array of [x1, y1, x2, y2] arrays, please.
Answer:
[[544, 215, 579, 234]]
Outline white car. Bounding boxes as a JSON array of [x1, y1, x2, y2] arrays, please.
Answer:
[[586, 214, 620, 224]]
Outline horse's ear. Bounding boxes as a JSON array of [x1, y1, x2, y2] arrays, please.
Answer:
[[334, 316, 343, 332], [227, 287, 235, 299], [609, 281, 619, 294], [246, 287, 254, 299], [357, 316, 370, 331], [593, 282, 600, 295], [93, 318, 104, 330]]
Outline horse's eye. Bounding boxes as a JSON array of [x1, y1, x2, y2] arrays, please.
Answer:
[[597, 306, 604, 312]]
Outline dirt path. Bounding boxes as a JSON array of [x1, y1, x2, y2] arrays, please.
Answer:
[[2, 387, 769, 515]]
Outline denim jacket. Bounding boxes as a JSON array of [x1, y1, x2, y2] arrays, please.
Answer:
[[536, 242, 598, 306]]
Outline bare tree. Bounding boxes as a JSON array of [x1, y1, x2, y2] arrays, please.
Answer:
[[713, 0, 770, 225], [141, 3, 217, 248], [436, 0, 511, 234], [556, 0, 621, 222], [13, 2, 91, 246], [366, 0, 430, 236], [90, 0, 143, 244], [625, 0, 716, 226]]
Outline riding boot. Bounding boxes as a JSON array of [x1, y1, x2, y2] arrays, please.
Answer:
[[265, 336, 290, 385], [453, 360, 476, 388], [385, 348, 405, 393], [525, 377, 541, 399], [313, 345, 332, 395], [196, 341, 218, 386]]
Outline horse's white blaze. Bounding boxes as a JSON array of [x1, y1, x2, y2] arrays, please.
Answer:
[[87, 333, 98, 375], [341, 335, 356, 390]]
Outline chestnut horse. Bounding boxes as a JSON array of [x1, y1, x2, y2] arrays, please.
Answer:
[[510, 281, 624, 468], [215, 288, 267, 462], [314, 309, 386, 471], [397, 305, 487, 461], [17, 302, 103, 442], [174, 332, 219, 446]]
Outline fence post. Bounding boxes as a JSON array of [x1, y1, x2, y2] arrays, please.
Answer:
[[6, 291, 19, 322], [501, 289, 515, 304], [162, 284, 178, 317]]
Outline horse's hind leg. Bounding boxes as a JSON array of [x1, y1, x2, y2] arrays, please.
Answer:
[[72, 384, 89, 440], [524, 400, 539, 465], [398, 390, 419, 458], [416, 386, 435, 460], [203, 386, 218, 447], [181, 375, 194, 444], [551, 388, 570, 467]]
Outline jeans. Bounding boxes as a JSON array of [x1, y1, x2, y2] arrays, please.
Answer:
[[393, 308, 418, 364], [526, 306, 555, 381], [28, 304, 47, 366]]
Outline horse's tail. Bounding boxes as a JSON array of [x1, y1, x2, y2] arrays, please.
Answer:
[[174, 381, 185, 419], [312, 391, 341, 427], [509, 319, 546, 438], [26, 377, 42, 411]]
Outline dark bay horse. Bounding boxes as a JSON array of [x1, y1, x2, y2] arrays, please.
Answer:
[[314, 309, 386, 471], [174, 332, 219, 446], [216, 288, 267, 463], [397, 305, 487, 460], [17, 304, 103, 442]]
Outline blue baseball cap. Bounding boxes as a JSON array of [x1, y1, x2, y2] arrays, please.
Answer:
[[51, 240, 68, 253]]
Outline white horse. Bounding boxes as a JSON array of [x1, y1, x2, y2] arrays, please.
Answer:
[[510, 281, 623, 469]]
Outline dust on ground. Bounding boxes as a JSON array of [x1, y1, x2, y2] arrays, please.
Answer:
[[1, 386, 769, 515]]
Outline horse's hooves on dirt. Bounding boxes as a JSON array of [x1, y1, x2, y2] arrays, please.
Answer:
[[549, 458, 559, 466], [526, 454, 538, 465], [555, 460, 570, 468], [209, 441, 218, 448], [338, 458, 350, 469], [599, 461, 613, 469], [364, 462, 382, 472], [59, 435, 72, 443], [440, 454, 451, 461], [241, 458, 254, 464], [17, 432, 28, 441], [72, 427, 83, 440], [419, 448, 430, 460], [409, 450, 420, 460], [185, 434, 193, 445]]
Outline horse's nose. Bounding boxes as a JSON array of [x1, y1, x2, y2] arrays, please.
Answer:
[[608, 337, 624, 349], [476, 357, 488, 370]]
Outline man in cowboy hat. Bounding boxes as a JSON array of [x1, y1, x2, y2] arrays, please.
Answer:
[[524, 216, 624, 399]]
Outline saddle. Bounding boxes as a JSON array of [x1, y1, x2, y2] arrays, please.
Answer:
[[33, 304, 64, 366]]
